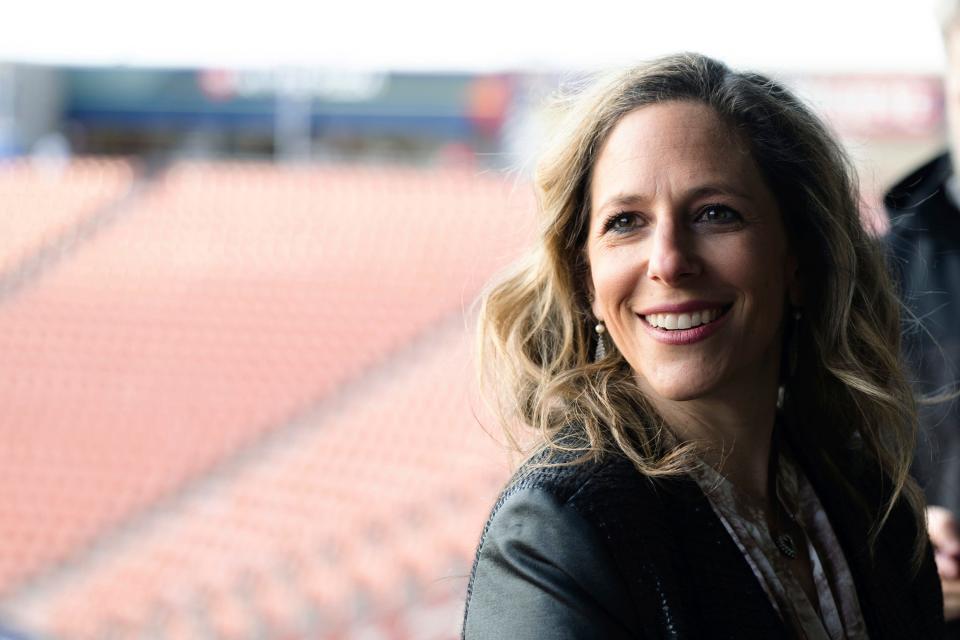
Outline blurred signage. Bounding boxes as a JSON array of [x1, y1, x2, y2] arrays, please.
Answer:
[[466, 76, 512, 136], [790, 75, 943, 138], [198, 69, 389, 102], [65, 68, 512, 142]]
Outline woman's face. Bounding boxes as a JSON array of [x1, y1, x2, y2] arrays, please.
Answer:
[[586, 100, 800, 404]]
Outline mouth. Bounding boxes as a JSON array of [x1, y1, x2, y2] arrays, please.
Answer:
[[641, 305, 732, 331]]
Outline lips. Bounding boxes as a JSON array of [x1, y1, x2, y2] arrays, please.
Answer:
[[635, 303, 733, 346]]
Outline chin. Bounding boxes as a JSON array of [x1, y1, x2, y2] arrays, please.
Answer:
[[637, 376, 720, 403], [651, 388, 715, 403]]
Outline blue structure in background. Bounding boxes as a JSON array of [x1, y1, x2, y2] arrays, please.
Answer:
[[60, 67, 512, 152]]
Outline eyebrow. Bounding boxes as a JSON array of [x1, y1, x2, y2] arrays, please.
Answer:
[[597, 183, 755, 214]]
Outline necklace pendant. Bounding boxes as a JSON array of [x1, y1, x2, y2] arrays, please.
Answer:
[[775, 533, 797, 559]]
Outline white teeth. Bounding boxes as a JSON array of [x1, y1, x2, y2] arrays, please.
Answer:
[[644, 307, 724, 330]]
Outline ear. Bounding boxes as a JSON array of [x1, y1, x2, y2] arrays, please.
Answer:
[[785, 253, 802, 307], [590, 298, 603, 322], [584, 263, 602, 321]]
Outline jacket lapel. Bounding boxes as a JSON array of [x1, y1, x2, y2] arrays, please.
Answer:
[[658, 474, 792, 640], [586, 459, 789, 639]]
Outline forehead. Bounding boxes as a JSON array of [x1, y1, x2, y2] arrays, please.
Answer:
[[602, 101, 741, 157], [590, 101, 761, 206]]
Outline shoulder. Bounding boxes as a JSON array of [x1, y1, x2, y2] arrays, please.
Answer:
[[801, 436, 914, 543], [851, 457, 944, 633], [883, 152, 954, 254], [884, 151, 952, 216], [804, 441, 943, 628], [462, 448, 657, 639], [483, 444, 674, 548]]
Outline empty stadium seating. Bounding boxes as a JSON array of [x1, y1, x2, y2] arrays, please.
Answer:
[[0, 159, 532, 639]]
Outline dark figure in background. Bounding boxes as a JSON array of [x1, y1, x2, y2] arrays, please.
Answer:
[[885, 0, 960, 627]]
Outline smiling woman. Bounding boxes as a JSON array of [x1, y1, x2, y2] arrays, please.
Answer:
[[462, 53, 943, 639]]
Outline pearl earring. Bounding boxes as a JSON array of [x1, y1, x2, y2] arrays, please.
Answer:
[[594, 322, 607, 361]]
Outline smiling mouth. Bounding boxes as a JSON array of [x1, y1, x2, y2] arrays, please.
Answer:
[[642, 305, 731, 331]]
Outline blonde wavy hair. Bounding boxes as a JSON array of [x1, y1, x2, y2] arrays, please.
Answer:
[[478, 53, 926, 562]]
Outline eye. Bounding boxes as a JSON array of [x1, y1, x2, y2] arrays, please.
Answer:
[[695, 204, 742, 225], [603, 211, 642, 234]]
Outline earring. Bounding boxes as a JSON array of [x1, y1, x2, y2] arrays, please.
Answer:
[[787, 308, 801, 377], [594, 322, 607, 361], [777, 308, 802, 410]]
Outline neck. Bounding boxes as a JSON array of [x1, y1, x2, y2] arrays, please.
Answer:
[[646, 371, 781, 504]]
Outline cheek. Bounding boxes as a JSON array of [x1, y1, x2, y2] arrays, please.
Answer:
[[717, 245, 789, 315], [589, 250, 643, 316], [713, 229, 787, 279]]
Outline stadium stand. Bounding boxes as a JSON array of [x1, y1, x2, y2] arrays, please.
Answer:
[[0, 159, 134, 271], [0, 159, 533, 639], [0, 158, 136, 300]]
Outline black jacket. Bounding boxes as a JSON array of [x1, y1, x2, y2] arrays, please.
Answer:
[[462, 441, 942, 639], [885, 152, 960, 513]]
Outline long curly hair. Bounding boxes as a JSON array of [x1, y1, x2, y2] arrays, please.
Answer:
[[478, 52, 925, 563]]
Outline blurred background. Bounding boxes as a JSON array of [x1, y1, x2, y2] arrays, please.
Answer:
[[0, 1, 949, 638]]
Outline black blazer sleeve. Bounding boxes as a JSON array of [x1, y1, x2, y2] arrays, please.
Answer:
[[462, 487, 638, 640]]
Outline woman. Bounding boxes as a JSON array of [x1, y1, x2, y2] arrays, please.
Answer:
[[462, 53, 943, 639]]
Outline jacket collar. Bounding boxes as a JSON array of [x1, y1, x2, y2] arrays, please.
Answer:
[[885, 151, 952, 212]]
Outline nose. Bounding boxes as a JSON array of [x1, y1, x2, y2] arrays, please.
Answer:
[[647, 220, 701, 285]]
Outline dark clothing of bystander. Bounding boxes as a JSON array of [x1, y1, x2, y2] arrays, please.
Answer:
[[886, 152, 960, 638], [886, 152, 960, 514]]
